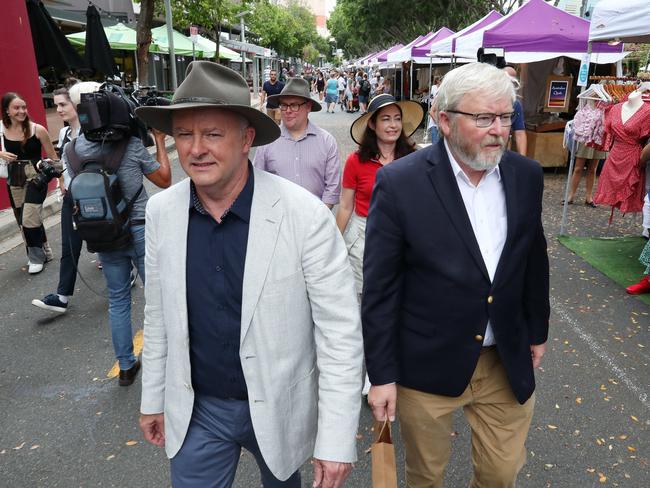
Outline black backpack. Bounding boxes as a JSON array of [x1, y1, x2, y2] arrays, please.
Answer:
[[65, 138, 142, 253], [360, 79, 371, 96]]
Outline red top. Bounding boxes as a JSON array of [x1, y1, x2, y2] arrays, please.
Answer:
[[342, 152, 383, 217]]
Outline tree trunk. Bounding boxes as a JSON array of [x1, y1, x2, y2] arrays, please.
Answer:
[[215, 20, 221, 61], [136, 0, 155, 85]]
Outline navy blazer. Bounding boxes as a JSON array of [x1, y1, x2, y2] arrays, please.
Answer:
[[361, 140, 550, 404]]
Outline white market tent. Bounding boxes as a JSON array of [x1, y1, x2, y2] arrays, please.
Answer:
[[588, 0, 650, 43]]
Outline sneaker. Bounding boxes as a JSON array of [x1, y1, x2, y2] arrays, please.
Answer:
[[43, 242, 53, 262], [28, 262, 44, 274], [32, 294, 68, 313]]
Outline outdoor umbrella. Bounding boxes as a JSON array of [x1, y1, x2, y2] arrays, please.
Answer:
[[26, 0, 86, 71], [84, 4, 119, 77]]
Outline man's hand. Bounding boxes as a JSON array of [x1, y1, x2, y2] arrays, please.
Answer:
[[139, 413, 165, 447], [312, 459, 352, 488], [530, 343, 546, 369], [368, 384, 397, 422], [151, 128, 167, 144]]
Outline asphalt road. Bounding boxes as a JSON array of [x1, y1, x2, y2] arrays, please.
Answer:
[[0, 97, 648, 487]]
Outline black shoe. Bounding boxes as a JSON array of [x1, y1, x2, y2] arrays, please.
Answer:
[[584, 201, 597, 208], [119, 360, 141, 386]]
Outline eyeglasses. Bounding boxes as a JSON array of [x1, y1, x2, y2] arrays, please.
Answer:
[[446, 110, 516, 128], [279, 101, 308, 112]]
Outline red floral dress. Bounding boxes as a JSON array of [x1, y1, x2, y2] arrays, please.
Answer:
[[593, 102, 650, 213]]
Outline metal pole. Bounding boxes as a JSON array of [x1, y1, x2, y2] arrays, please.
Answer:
[[560, 41, 592, 236], [253, 56, 259, 97], [163, 0, 178, 90], [240, 16, 246, 80]]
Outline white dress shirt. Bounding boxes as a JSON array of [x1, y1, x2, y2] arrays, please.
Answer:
[[444, 139, 507, 346]]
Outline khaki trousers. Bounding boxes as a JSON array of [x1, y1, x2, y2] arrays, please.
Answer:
[[266, 108, 282, 125], [397, 347, 534, 488]]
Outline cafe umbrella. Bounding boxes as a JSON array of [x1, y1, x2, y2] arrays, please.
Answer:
[[84, 4, 120, 78], [26, 0, 85, 71]]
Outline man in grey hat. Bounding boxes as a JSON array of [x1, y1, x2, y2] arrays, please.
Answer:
[[135, 61, 362, 487], [253, 77, 341, 208]]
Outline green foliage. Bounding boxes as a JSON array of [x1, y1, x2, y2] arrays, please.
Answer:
[[328, 0, 494, 57]]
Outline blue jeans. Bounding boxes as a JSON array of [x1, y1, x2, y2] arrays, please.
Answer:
[[171, 395, 301, 487], [57, 193, 83, 296], [98, 225, 145, 371]]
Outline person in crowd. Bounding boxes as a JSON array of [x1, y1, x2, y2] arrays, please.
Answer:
[[336, 94, 423, 298], [371, 72, 384, 97], [358, 73, 371, 114], [338, 71, 347, 111], [362, 62, 550, 487], [564, 143, 607, 207], [345, 73, 355, 113], [325, 70, 339, 113], [627, 143, 650, 294], [316, 70, 326, 102], [260, 69, 285, 126], [254, 78, 341, 208], [55, 83, 171, 384], [503, 66, 527, 156], [135, 61, 362, 488], [1, 92, 58, 274], [31, 83, 87, 311], [427, 76, 442, 145]]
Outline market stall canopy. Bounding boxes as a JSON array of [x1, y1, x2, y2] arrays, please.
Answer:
[[589, 0, 650, 43], [377, 44, 404, 62], [67, 22, 164, 52], [84, 4, 119, 77], [27, 0, 86, 71], [387, 35, 425, 63], [427, 10, 503, 58], [454, 0, 625, 64], [151, 24, 200, 56], [191, 34, 241, 60], [411, 27, 456, 60]]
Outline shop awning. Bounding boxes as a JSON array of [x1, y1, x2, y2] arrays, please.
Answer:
[[192, 35, 244, 61], [151, 24, 199, 56]]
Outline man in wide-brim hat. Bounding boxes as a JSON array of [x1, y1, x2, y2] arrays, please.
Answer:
[[136, 61, 363, 487], [253, 77, 342, 208]]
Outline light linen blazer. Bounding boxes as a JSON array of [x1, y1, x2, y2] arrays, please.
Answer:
[[140, 168, 363, 481]]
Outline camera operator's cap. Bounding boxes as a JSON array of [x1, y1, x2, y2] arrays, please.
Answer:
[[135, 61, 280, 147], [350, 94, 424, 145], [266, 77, 321, 112]]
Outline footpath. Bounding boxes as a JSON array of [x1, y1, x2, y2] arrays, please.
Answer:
[[0, 94, 261, 246]]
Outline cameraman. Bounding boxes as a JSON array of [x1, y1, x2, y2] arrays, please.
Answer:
[[34, 83, 171, 387]]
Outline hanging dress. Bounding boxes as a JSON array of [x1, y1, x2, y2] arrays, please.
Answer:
[[593, 102, 650, 214]]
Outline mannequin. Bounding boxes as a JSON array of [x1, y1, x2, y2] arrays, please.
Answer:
[[593, 84, 650, 214]]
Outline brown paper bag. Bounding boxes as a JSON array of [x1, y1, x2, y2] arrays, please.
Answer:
[[371, 420, 397, 488]]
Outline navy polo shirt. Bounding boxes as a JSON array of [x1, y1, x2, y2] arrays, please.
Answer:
[[186, 168, 253, 400]]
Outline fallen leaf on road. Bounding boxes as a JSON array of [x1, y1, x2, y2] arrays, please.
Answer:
[[125, 440, 138, 446], [106, 454, 115, 460], [13, 442, 25, 450], [598, 473, 607, 483], [30, 445, 39, 450], [630, 416, 638, 422], [576, 397, 582, 404], [547, 424, 558, 430], [627, 446, 636, 452]]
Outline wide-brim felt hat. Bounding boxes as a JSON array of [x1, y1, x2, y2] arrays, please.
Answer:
[[135, 61, 280, 147], [267, 77, 321, 112], [350, 94, 424, 145]]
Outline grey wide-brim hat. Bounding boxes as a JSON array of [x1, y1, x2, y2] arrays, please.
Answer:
[[135, 61, 280, 146], [267, 77, 321, 112], [350, 94, 424, 145]]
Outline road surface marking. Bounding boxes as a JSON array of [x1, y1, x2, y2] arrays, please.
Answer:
[[107, 329, 144, 378]]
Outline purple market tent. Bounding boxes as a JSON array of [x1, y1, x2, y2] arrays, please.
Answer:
[[454, 0, 625, 64], [427, 10, 503, 60], [377, 44, 404, 64], [411, 27, 456, 63], [387, 35, 426, 63]]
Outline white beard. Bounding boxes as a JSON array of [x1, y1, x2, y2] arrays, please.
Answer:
[[448, 125, 505, 171]]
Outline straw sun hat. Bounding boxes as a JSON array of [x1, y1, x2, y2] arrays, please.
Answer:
[[135, 61, 280, 147], [349, 94, 424, 145]]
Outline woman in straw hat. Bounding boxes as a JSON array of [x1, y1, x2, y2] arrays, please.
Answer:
[[336, 94, 424, 297]]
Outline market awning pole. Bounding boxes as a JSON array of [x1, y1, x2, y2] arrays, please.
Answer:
[[560, 40, 592, 236], [163, 0, 178, 90], [424, 55, 433, 143]]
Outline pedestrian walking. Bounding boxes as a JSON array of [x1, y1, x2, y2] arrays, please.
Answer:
[[135, 61, 363, 488], [503, 66, 527, 156], [260, 69, 285, 125], [325, 71, 339, 113], [254, 77, 341, 208], [316, 71, 325, 102], [362, 62, 550, 487], [56, 83, 171, 385], [1, 91, 58, 274]]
